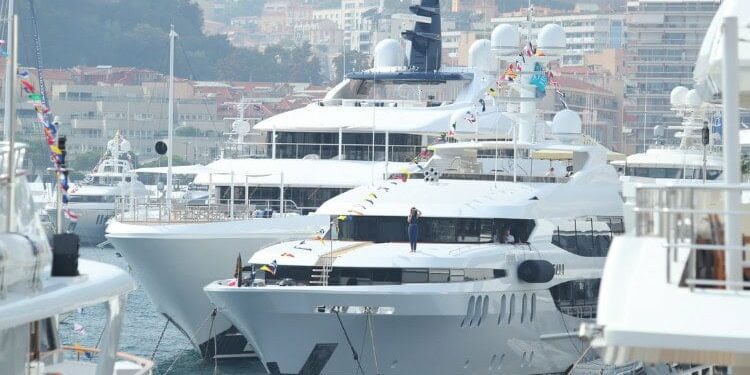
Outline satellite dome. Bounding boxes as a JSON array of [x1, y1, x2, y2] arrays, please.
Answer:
[[232, 119, 251, 135], [119, 139, 131, 153], [373, 39, 404, 69], [491, 24, 519, 56], [537, 24, 566, 55], [468, 39, 493, 72], [670, 86, 689, 106], [552, 109, 582, 142], [685, 89, 703, 107]]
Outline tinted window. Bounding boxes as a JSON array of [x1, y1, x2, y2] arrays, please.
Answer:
[[336, 216, 535, 244], [549, 278, 600, 318]]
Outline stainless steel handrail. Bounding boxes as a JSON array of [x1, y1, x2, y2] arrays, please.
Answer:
[[114, 196, 306, 224], [633, 184, 750, 289]]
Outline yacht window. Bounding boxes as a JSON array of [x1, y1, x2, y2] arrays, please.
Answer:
[[552, 217, 622, 257], [402, 268, 429, 283], [336, 216, 535, 244], [626, 166, 720, 180], [251, 265, 507, 286], [549, 278, 600, 318]]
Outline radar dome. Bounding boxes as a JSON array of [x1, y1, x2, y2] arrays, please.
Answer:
[[552, 109, 582, 142], [685, 89, 703, 107], [670, 86, 689, 106], [537, 24, 566, 55], [468, 39, 493, 72], [373, 39, 404, 69], [491, 24, 519, 55], [232, 119, 251, 135], [119, 139, 131, 153]]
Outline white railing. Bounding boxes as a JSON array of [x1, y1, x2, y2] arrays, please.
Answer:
[[634, 184, 750, 289], [114, 196, 307, 224]]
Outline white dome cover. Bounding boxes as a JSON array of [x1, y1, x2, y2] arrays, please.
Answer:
[[537, 23, 566, 54], [552, 109, 582, 136], [373, 39, 404, 69], [468, 39, 493, 71], [491, 24, 519, 55], [232, 119, 251, 135], [670, 86, 689, 106], [685, 89, 703, 107], [119, 139, 131, 153]]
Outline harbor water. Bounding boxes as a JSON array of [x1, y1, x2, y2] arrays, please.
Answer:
[[58, 247, 266, 375]]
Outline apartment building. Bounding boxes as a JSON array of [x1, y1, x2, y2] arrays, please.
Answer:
[[622, 0, 720, 153]]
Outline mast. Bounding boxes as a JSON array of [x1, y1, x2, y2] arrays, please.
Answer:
[[721, 15, 742, 291], [166, 25, 177, 211], [4, 9, 16, 232], [2, 0, 13, 141]]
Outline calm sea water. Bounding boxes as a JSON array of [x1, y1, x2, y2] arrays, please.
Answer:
[[58, 247, 267, 374]]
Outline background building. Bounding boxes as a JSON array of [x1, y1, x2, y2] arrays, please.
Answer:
[[622, 0, 720, 153]]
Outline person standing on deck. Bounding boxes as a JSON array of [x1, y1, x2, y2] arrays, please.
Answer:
[[407, 207, 422, 252]]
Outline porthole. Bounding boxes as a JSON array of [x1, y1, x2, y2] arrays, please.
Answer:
[[497, 353, 505, 370], [478, 295, 489, 326], [489, 354, 497, 371], [521, 293, 527, 324], [471, 295, 482, 327], [497, 294, 506, 325], [508, 294, 515, 324], [461, 296, 475, 327], [530, 293, 536, 322]]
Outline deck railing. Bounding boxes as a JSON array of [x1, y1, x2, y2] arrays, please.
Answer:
[[633, 184, 750, 290], [114, 196, 308, 224]]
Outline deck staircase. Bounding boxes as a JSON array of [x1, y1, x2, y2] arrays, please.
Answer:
[[309, 242, 370, 286]]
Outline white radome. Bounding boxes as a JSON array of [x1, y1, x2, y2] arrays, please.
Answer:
[[552, 109, 582, 139], [373, 39, 404, 69], [537, 23, 566, 55], [232, 119, 251, 135], [120, 139, 131, 153], [685, 89, 703, 107], [670, 86, 689, 106], [468, 39, 493, 72], [491, 24, 519, 55]]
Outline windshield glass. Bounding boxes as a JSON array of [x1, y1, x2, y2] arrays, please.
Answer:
[[335, 216, 535, 244]]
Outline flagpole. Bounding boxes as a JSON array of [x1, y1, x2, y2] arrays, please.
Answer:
[[166, 25, 177, 213], [5, 12, 16, 232], [2, 0, 14, 142]]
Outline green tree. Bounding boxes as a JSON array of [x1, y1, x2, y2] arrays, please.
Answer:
[[331, 50, 372, 83]]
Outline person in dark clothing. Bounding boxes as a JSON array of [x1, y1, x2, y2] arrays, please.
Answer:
[[407, 207, 422, 252]]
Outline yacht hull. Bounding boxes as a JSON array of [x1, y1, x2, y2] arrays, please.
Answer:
[[106, 215, 329, 357], [205, 282, 587, 375], [46, 206, 113, 246]]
